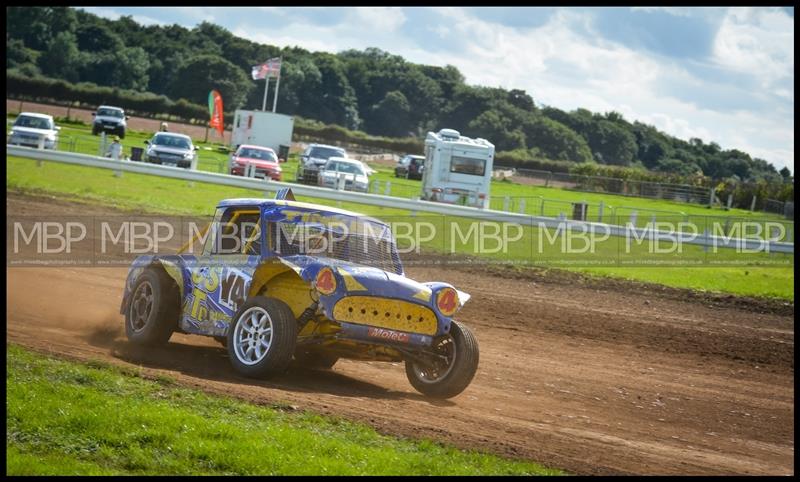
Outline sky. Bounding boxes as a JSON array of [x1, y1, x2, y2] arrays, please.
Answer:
[[81, 6, 795, 173]]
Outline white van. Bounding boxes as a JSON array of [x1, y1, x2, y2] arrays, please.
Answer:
[[421, 129, 495, 208]]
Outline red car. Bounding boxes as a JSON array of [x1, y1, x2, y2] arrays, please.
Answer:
[[229, 145, 283, 181]]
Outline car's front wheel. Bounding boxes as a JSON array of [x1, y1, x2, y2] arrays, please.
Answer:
[[227, 296, 297, 378], [125, 266, 180, 346], [405, 320, 479, 399]]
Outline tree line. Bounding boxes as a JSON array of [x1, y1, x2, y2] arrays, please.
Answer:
[[6, 6, 792, 186]]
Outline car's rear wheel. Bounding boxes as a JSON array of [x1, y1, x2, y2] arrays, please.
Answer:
[[227, 296, 297, 378], [405, 320, 479, 399], [125, 266, 180, 346]]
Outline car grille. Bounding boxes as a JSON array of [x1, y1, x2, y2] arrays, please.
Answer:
[[333, 297, 438, 335], [15, 133, 41, 142]]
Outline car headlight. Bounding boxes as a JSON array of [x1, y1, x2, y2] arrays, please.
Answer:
[[183, 152, 193, 159]]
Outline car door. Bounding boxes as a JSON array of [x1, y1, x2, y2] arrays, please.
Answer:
[[179, 206, 264, 337]]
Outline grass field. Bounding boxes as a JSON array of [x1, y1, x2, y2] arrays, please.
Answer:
[[6, 154, 793, 299], [6, 344, 561, 475], [11, 114, 787, 224]]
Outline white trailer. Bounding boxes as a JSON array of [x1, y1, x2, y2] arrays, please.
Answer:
[[421, 129, 495, 209], [230, 110, 294, 158]]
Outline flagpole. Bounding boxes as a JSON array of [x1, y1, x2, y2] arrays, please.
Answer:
[[272, 56, 281, 113], [268, 75, 269, 111]]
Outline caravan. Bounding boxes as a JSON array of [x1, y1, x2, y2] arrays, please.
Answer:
[[421, 129, 495, 209]]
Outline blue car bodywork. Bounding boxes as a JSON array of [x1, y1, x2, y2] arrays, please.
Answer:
[[120, 195, 470, 359]]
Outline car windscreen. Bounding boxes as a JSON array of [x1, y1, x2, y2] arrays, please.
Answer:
[[271, 216, 399, 274], [309, 147, 344, 159], [238, 148, 276, 161], [97, 108, 123, 118], [14, 116, 52, 130], [153, 135, 191, 149], [326, 162, 364, 175]]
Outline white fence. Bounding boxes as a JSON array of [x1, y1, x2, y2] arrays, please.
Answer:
[[7, 145, 794, 254]]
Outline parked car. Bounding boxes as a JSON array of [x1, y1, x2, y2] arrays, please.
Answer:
[[7, 112, 60, 150], [317, 157, 370, 192], [142, 132, 197, 169], [296, 143, 346, 184], [119, 190, 479, 398], [395, 154, 425, 180], [229, 144, 282, 181], [91, 105, 128, 138]]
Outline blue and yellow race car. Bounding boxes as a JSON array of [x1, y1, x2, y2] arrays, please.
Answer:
[[120, 189, 479, 398]]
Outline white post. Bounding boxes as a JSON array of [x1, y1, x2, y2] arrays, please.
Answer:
[[262, 77, 270, 112], [272, 57, 282, 113], [99, 131, 107, 157]]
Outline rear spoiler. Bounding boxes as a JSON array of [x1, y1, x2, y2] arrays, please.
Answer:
[[275, 188, 296, 201]]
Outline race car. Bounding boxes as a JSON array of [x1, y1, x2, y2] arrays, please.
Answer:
[[119, 189, 479, 398]]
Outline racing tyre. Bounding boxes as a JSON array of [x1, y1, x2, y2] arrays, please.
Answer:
[[125, 266, 180, 346], [293, 348, 339, 370], [92, 126, 99, 136], [405, 320, 479, 399], [227, 296, 297, 378], [118, 128, 126, 139]]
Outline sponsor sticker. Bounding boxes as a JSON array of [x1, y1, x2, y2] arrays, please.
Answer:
[[367, 327, 410, 343]]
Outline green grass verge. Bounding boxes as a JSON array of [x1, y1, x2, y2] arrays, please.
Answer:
[[5, 155, 794, 300], [11, 113, 785, 223], [6, 344, 561, 475]]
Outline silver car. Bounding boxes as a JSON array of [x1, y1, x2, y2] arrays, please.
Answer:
[[7, 112, 60, 149], [143, 132, 198, 169], [317, 157, 370, 192], [92, 105, 128, 138], [297, 144, 347, 184]]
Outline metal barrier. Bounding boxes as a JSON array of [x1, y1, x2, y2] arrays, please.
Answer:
[[497, 166, 713, 206], [7, 145, 795, 254]]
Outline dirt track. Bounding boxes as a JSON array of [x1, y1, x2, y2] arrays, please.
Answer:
[[6, 193, 794, 475]]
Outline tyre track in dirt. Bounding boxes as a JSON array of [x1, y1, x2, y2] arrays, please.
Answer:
[[6, 192, 794, 475]]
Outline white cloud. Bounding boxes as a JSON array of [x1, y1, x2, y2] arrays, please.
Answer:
[[712, 7, 794, 88], [84, 7, 796, 172], [629, 7, 695, 17], [80, 7, 165, 26], [353, 7, 406, 32]]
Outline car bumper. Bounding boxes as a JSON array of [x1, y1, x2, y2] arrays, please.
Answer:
[[8, 136, 56, 149], [147, 156, 191, 168], [298, 166, 324, 183], [95, 123, 124, 131], [231, 166, 282, 181]]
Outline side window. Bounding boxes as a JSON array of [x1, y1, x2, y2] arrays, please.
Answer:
[[207, 207, 262, 255]]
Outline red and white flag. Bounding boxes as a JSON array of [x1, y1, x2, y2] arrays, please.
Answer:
[[251, 57, 282, 80]]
